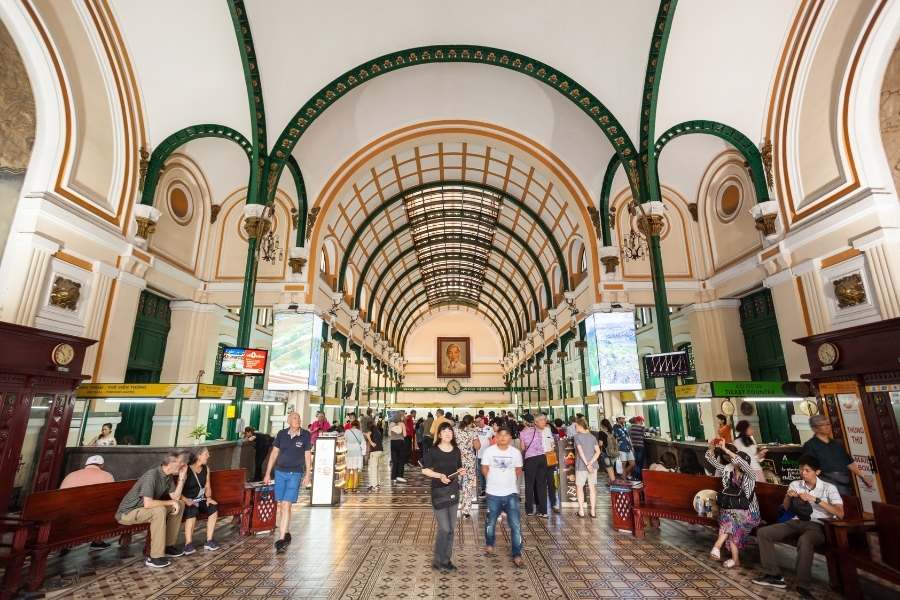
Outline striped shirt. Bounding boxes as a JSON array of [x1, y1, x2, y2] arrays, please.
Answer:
[[705, 450, 759, 514], [628, 424, 646, 448]]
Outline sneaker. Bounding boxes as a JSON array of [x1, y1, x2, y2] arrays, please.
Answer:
[[145, 556, 171, 568], [525, 511, 536, 516], [204, 540, 220, 551], [795, 587, 816, 599], [751, 575, 787, 589], [552, 506, 561, 514], [164, 545, 184, 557], [537, 513, 548, 518], [89, 541, 111, 551], [182, 543, 196, 555], [395, 477, 407, 483], [442, 561, 458, 572], [274, 539, 287, 554]]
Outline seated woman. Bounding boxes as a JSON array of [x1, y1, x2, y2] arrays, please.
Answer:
[[181, 447, 220, 554], [649, 451, 678, 472], [704, 440, 760, 568]]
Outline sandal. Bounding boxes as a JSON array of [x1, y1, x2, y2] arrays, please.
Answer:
[[723, 559, 738, 568], [578, 510, 585, 518], [710, 547, 721, 561]]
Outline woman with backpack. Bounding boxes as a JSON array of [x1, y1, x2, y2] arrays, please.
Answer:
[[597, 419, 618, 483], [704, 439, 760, 568]]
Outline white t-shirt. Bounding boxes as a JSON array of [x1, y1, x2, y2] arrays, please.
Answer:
[[481, 444, 523, 496], [475, 426, 494, 459], [788, 478, 843, 522]]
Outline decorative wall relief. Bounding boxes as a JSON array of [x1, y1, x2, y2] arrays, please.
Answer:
[[0, 22, 35, 175], [49, 277, 82, 311], [833, 273, 866, 308], [880, 41, 900, 197]]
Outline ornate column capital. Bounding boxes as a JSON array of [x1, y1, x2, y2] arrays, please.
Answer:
[[599, 245, 620, 273], [242, 204, 272, 239], [133, 204, 161, 240], [635, 201, 667, 237], [288, 245, 309, 274], [750, 200, 780, 238]]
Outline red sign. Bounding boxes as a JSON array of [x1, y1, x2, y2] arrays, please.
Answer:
[[242, 349, 268, 374]]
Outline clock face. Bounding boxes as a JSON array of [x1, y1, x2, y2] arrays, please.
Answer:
[[52, 343, 75, 366], [817, 342, 839, 366], [720, 399, 735, 416], [446, 380, 462, 395]]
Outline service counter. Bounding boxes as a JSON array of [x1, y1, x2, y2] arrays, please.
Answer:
[[62, 440, 256, 482], [644, 437, 804, 485]]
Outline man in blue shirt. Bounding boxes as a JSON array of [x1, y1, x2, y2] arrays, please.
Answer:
[[264, 412, 312, 553]]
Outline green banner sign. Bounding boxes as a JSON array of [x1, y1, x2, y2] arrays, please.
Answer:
[[371, 386, 509, 393], [711, 380, 790, 397]]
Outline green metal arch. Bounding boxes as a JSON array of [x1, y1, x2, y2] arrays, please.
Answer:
[[364, 244, 540, 328], [598, 154, 621, 247], [373, 261, 533, 337], [285, 156, 308, 246], [353, 218, 553, 315], [654, 120, 769, 203], [393, 291, 513, 356], [381, 275, 525, 346], [140, 124, 252, 206], [263, 44, 642, 203], [345, 180, 565, 298], [385, 285, 517, 353]]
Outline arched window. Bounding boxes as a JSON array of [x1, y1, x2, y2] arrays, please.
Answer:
[[320, 246, 328, 273], [579, 247, 587, 273]]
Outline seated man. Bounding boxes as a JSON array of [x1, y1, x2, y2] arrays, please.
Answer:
[[60, 455, 115, 551], [115, 452, 188, 569], [752, 455, 844, 598]]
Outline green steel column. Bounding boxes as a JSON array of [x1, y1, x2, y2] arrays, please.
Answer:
[[648, 233, 684, 440], [354, 355, 362, 416], [339, 348, 350, 422], [229, 233, 261, 440], [545, 356, 554, 419], [375, 365, 381, 408], [319, 336, 331, 414], [366, 360, 373, 409], [575, 337, 588, 422], [558, 350, 568, 421], [526, 367, 533, 413]]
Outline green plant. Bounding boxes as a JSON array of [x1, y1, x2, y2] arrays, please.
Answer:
[[188, 425, 208, 440]]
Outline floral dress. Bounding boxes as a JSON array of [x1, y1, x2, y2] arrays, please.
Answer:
[[705, 450, 760, 549], [454, 426, 478, 512]]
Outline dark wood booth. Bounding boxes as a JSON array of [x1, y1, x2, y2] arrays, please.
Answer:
[[795, 317, 900, 507]]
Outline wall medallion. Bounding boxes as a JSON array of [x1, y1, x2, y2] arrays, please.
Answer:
[[49, 276, 81, 311], [833, 273, 866, 308]]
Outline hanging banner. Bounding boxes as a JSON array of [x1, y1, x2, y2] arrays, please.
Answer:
[[269, 311, 323, 391], [594, 311, 642, 391], [835, 393, 884, 513], [584, 314, 602, 392]]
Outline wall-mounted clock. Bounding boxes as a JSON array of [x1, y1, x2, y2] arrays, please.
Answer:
[[740, 401, 754, 416], [719, 399, 735, 416], [817, 342, 839, 368], [51, 343, 75, 367], [446, 380, 462, 395]]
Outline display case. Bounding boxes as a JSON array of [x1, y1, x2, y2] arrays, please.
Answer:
[[310, 432, 346, 506]]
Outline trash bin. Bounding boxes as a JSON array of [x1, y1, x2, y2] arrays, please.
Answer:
[[241, 482, 276, 535], [609, 480, 642, 533]]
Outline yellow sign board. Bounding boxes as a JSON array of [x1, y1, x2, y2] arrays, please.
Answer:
[[197, 384, 236, 400], [76, 383, 199, 398], [621, 388, 666, 402], [226, 405, 237, 418]]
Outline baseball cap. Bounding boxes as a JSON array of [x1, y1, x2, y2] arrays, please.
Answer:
[[85, 455, 104, 466]]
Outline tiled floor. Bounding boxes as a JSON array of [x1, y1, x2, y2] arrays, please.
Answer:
[[17, 463, 895, 599]]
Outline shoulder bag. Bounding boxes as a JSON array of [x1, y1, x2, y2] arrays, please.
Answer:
[[604, 431, 620, 459]]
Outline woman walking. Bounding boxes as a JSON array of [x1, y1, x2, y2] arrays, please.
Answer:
[[705, 440, 760, 568], [180, 447, 220, 553], [597, 419, 618, 483], [344, 420, 364, 492], [454, 415, 480, 518], [364, 418, 384, 491], [573, 418, 601, 517], [734, 420, 768, 482], [421, 422, 465, 572], [389, 412, 407, 483]]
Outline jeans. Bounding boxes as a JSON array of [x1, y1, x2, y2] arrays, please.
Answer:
[[547, 465, 558, 509], [390, 439, 405, 479], [485, 493, 522, 557], [633, 446, 645, 479], [757, 520, 826, 587], [523, 455, 548, 514], [433, 504, 458, 566], [476, 459, 485, 495]]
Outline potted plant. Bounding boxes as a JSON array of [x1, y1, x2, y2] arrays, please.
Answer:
[[188, 425, 208, 445]]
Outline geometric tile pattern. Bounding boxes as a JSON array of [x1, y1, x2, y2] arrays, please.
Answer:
[[27, 464, 895, 600]]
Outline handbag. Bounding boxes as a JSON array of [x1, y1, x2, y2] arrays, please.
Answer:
[[431, 479, 460, 509], [717, 471, 752, 511], [545, 449, 558, 467], [789, 496, 814, 521]]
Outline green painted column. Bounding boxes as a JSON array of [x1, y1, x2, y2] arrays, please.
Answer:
[[375, 365, 381, 409], [319, 337, 331, 414], [647, 232, 684, 440], [526, 366, 533, 413], [545, 354, 554, 419], [338, 348, 350, 422], [558, 349, 568, 421], [229, 229, 261, 440], [575, 337, 588, 422], [366, 358, 373, 409], [354, 353, 362, 417]]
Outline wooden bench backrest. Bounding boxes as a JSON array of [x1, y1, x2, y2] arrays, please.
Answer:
[[640, 471, 721, 511], [208, 469, 245, 506], [873, 502, 900, 570]]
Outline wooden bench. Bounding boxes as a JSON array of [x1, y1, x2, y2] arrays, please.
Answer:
[[0, 517, 31, 600], [632, 470, 862, 591], [19, 468, 246, 593], [828, 501, 900, 600]]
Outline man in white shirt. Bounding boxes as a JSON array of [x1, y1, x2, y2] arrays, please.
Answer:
[[474, 416, 494, 498], [752, 455, 845, 597], [481, 427, 524, 566]]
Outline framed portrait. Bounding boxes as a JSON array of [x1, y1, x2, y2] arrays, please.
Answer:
[[436, 337, 471, 379]]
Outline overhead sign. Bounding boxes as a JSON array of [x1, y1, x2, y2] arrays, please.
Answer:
[[269, 311, 323, 391], [711, 381, 791, 397], [373, 386, 508, 392], [594, 311, 642, 391], [76, 383, 199, 398], [220, 347, 269, 375], [674, 383, 712, 399], [621, 388, 667, 402], [584, 314, 602, 392], [644, 351, 690, 378]]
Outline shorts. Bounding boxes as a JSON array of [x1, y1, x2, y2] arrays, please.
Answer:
[[274, 469, 304, 503], [619, 450, 635, 462], [183, 499, 218, 519], [575, 470, 598, 486], [600, 455, 614, 468]]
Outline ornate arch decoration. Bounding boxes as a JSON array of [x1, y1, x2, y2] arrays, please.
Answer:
[[397, 295, 513, 355], [263, 45, 643, 202], [285, 156, 308, 246], [140, 124, 252, 206], [340, 180, 569, 294]]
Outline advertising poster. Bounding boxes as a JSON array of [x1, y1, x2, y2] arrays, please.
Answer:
[[595, 311, 642, 391], [585, 314, 602, 392], [269, 312, 323, 390], [241, 349, 268, 374], [836, 393, 884, 513], [221, 347, 245, 373]]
